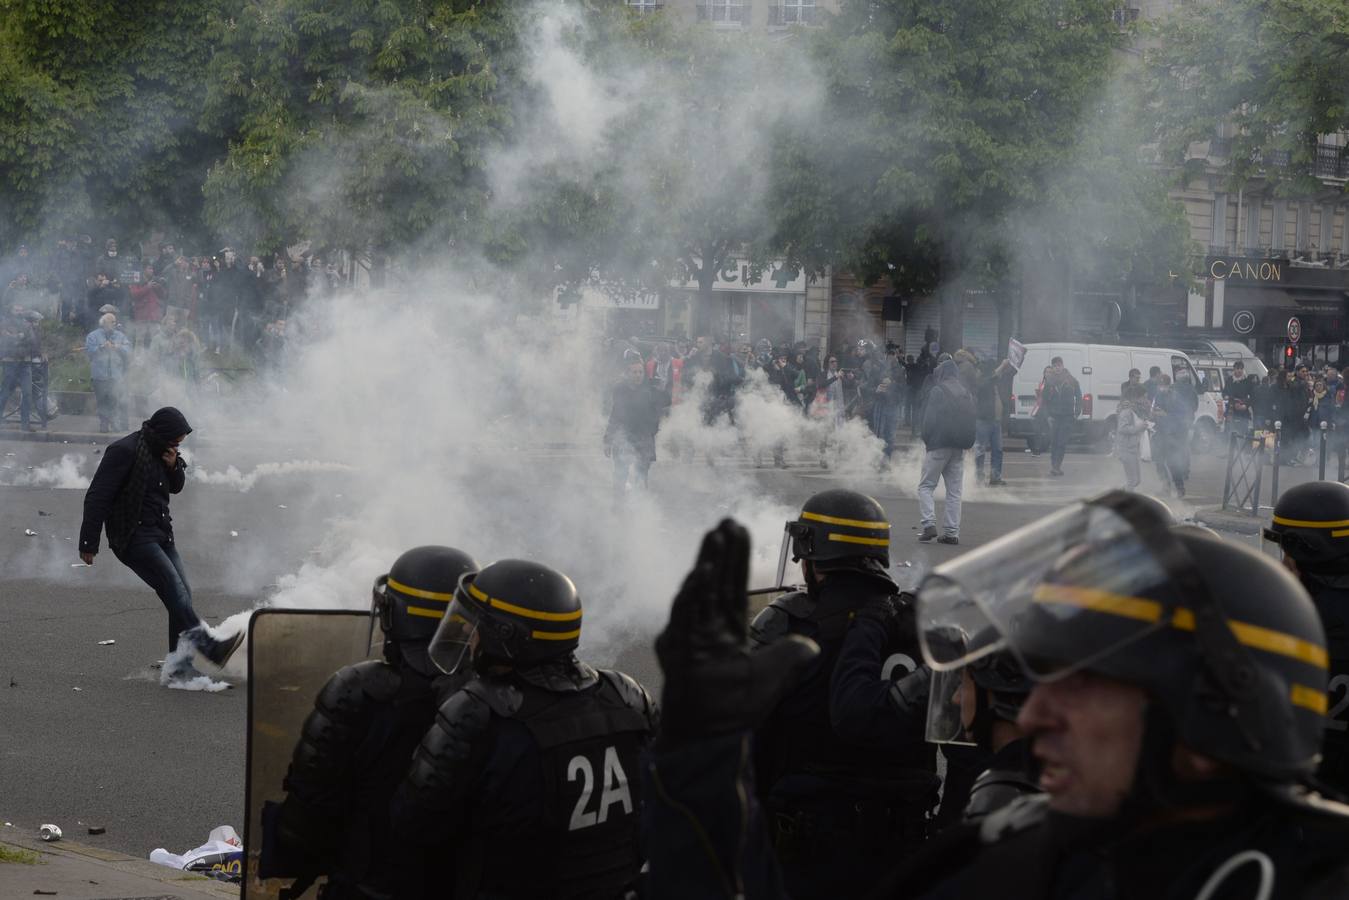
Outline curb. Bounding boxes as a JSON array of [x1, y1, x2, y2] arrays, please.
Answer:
[[0, 832, 238, 898], [0, 430, 110, 445], [1193, 506, 1267, 536]]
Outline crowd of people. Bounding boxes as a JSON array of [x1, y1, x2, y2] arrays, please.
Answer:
[[0, 236, 336, 430], [602, 333, 1018, 485], [1222, 359, 1349, 465]]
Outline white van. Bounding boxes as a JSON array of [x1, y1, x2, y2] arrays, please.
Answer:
[[1008, 343, 1221, 450]]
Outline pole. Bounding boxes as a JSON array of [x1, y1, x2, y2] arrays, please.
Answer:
[[1271, 421, 1282, 504], [1320, 422, 1329, 481], [1222, 430, 1238, 510]]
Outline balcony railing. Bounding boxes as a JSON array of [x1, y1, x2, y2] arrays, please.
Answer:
[[625, 1, 664, 13], [696, 1, 750, 23], [768, 4, 818, 25], [1315, 143, 1349, 180]]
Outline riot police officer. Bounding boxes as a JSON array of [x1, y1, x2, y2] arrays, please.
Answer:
[[643, 496, 1349, 900], [259, 545, 478, 900], [749, 489, 938, 898], [1266, 480, 1349, 796], [926, 647, 1036, 821], [391, 559, 658, 899]]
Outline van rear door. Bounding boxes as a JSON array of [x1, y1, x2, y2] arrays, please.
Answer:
[[1088, 348, 1130, 418]]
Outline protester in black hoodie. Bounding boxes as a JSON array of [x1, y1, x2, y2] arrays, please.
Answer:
[[78, 407, 244, 681]]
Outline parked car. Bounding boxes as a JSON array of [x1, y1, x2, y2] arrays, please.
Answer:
[[1008, 342, 1222, 452]]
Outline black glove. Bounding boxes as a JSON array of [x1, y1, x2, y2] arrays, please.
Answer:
[[655, 519, 819, 747]]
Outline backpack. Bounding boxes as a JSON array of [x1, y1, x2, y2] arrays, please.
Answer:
[[926, 381, 976, 450]]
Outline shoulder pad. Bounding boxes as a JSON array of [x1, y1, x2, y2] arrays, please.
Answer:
[[462, 676, 525, 718], [348, 659, 402, 703], [977, 793, 1049, 845], [599, 669, 659, 728], [316, 664, 379, 718], [965, 771, 1043, 822], [749, 591, 813, 648]]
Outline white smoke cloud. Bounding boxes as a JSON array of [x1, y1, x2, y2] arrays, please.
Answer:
[[0, 454, 91, 489], [191, 460, 355, 493]]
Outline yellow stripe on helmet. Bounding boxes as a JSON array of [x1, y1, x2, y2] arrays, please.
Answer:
[[1272, 516, 1349, 529], [801, 511, 890, 530], [1032, 584, 1163, 624], [1032, 584, 1328, 670], [388, 577, 454, 602], [828, 533, 890, 547], [531, 628, 582, 641], [1291, 683, 1329, 715], [1171, 609, 1329, 670], [467, 582, 583, 622], [404, 606, 446, 619]]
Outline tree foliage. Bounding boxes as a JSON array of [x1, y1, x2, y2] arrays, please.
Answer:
[[782, 0, 1191, 298], [1143, 0, 1349, 196], [0, 0, 222, 245], [200, 0, 523, 257]]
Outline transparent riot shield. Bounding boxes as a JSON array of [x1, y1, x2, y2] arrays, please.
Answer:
[[749, 585, 794, 618], [243, 608, 379, 900]]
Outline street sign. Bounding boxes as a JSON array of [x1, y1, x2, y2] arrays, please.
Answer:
[[1287, 316, 1302, 345]]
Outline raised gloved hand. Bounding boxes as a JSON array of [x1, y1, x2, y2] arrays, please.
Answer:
[[655, 519, 819, 747]]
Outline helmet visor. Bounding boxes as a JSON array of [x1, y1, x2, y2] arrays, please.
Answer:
[[917, 502, 1175, 681], [368, 575, 389, 658], [428, 594, 479, 676], [925, 667, 975, 745]]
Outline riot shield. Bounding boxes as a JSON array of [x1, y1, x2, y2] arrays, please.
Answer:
[[749, 585, 795, 617], [242, 608, 378, 900]]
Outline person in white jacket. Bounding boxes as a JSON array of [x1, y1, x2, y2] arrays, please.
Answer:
[[1114, 383, 1150, 490]]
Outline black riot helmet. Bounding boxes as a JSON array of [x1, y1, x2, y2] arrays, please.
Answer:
[[371, 546, 479, 677], [919, 490, 1329, 785], [777, 489, 890, 585], [1264, 481, 1349, 578], [429, 559, 582, 675], [925, 635, 1030, 749]]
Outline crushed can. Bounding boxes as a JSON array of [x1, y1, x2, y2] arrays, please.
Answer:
[[39, 824, 62, 842]]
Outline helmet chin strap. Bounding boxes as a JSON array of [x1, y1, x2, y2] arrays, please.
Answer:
[[1124, 703, 1251, 819]]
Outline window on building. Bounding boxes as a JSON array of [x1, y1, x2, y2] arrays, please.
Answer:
[[1210, 193, 1227, 255], [625, 0, 664, 13], [769, 0, 817, 25], [1244, 200, 1261, 254], [697, 0, 749, 24]]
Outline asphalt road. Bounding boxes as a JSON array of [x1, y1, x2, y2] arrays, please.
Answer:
[[0, 430, 1306, 859]]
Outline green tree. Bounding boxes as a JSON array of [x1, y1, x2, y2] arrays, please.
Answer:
[[777, 0, 1191, 343], [0, 0, 222, 247], [1143, 0, 1349, 196], [200, 0, 523, 265]]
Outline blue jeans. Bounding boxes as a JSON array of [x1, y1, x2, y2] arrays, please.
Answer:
[[91, 378, 127, 429], [115, 540, 202, 652], [1049, 416, 1074, 470], [974, 419, 1003, 478], [873, 404, 899, 457], [1, 361, 36, 427]]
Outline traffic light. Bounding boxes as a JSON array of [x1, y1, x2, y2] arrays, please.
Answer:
[[1286, 346, 1295, 360]]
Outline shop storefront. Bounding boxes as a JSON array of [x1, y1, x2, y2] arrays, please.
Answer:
[[670, 260, 807, 345], [1199, 255, 1349, 368]]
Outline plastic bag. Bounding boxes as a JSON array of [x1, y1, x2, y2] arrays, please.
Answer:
[[1139, 427, 1152, 463], [149, 824, 243, 883]]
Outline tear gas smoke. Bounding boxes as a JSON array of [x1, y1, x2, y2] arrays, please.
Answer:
[[191, 461, 355, 493], [0, 454, 91, 489]]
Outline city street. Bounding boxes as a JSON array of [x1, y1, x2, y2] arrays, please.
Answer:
[[0, 429, 1312, 860]]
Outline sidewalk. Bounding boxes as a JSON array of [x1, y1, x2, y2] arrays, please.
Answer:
[[0, 414, 109, 445], [0, 830, 237, 899]]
